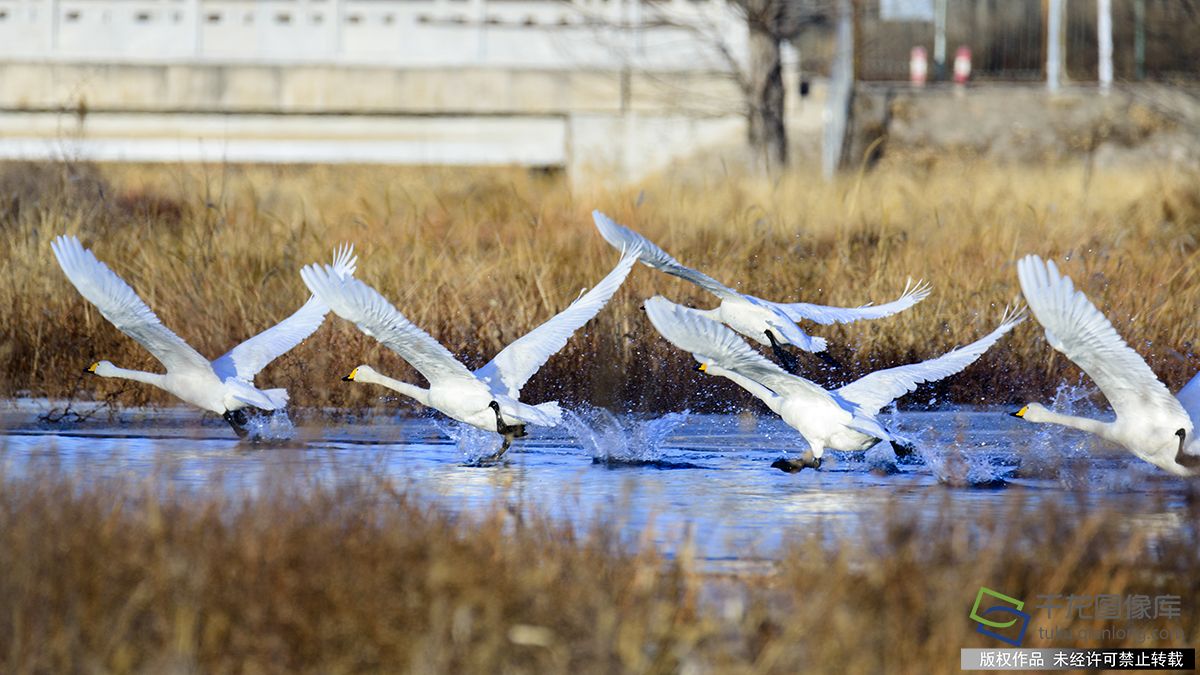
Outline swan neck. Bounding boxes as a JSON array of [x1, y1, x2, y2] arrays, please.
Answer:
[[708, 365, 782, 413], [1037, 409, 1112, 438], [363, 371, 431, 406], [103, 366, 167, 388]]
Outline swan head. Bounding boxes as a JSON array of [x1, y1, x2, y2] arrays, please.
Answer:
[[342, 365, 380, 384], [85, 360, 116, 377], [1011, 402, 1052, 423]]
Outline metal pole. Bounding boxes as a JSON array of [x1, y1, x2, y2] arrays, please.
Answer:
[[1097, 0, 1112, 94], [1133, 0, 1145, 80], [822, 0, 853, 180], [1046, 0, 1063, 93], [933, 0, 947, 80]]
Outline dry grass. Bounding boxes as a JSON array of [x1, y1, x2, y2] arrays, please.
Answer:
[[0, 459, 1196, 674], [3, 159, 1200, 416]]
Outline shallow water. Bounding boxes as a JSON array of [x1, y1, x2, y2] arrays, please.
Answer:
[[2, 399, 1193, 566]]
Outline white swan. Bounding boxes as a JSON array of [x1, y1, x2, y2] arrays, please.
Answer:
[[644, 295, 1023, 471], [51, 235, 356, 436], [300, 246, 639, 460], [593, 211, 931, 369], [1013, 255, 1200, 476]]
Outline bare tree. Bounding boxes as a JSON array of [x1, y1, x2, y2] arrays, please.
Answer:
[[563, 0, 832, 174]]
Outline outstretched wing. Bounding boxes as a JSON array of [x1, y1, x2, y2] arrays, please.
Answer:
[[300, 262, 475, 386], [643, 296, 828, 400], [1017, 254, 1188, 425], [1176, 372, 1200, 426], [475, 246, 639, 398], [592, 211, 738, 299], [213, 244, 357, 381], [837, 305, 1025, 416], [51, 235, 211, 375], [772, 279, 932, 326]]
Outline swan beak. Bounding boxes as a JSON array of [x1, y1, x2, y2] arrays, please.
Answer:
[[1011, 406, 1028, 418], [695, 363, 707, 373], [85, 362, 99, 374], [342, 368, 358, 382]]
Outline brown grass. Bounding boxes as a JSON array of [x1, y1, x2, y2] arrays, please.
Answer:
[[0, 458, 1196, 674], [3, 159, 1200, 416]]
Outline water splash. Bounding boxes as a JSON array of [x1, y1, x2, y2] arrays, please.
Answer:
[[897, 414, 1014, 487], [564, 406, 690, 466], [434, 420, 504, 463], [243, 409, 296, 444]]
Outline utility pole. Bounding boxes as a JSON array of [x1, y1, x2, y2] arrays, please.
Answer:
[[1133, 0, 1146, 80], [1046, 0, 1064, 93], [1097, 0, 1112, 94], [822, 0, 854, 179], [933, 0, 947, 80]]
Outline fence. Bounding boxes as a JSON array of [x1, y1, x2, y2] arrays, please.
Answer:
[[856, 0, 1199, 83]]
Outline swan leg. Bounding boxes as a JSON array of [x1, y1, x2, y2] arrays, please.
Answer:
[[764, 330, 802, 375], [222, 409, 251, 439], [891, 439, 920, 463], [770, 449, 823, 473], [478, 401, 526, 464], [1175, 429, 1200, 470]]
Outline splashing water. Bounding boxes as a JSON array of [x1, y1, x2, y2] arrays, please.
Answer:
[[243, 409, 296, 443], [564, 406, 690, 465], [434, 420, 504, 463]]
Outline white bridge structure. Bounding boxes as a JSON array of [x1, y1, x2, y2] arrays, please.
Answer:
[[0, 0, 743, 68], [0, 0, 803, 180]]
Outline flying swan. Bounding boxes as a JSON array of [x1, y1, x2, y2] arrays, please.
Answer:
[[593, 210, 931, 371], [51, 235, 357, 436], [644, 295, 1024, 471], [1013, 255, 1200, 476], [300, 246, 640, 461]]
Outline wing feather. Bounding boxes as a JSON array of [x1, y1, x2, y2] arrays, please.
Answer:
[[836, 305, 1024, 415], [299, 262, 475, 385], [1017, 254, 1188, 425], [773, 279, 932, 326], [643, 296, 828, 400], [592, 211, 738, 299], [475, 246, 638, 397], [213, 243, 357, 381], [51, 235, 211, 374]]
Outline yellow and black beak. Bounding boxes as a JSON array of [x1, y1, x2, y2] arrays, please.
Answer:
[[342, 367, 358, 382], [694, 363, 708, 373], [1010, 405, 1028, 419], [84, 362, 99, 375]]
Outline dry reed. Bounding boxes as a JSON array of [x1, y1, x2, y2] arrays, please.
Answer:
[[0, 457, 1196, 674], [3, 159, 1200, 416]]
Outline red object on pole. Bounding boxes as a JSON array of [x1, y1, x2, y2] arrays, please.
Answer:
[[953, 46, 972, 85], [910, 46, 928, 87]]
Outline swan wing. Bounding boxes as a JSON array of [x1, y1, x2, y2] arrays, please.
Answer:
[[837, 305, 1025, 416], [300, 262, 476, 386], [1176, 371, 1200, 426], [1018, 255, 1188, 424], [51, 235, 211, 375], [475, 246, 639, 397], [213, 244, 357, 381], [643, 296, 828, 400], [771, 279, 932, 326], [592, 211, 738, 299]]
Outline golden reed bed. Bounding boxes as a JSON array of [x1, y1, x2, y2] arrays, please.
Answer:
[[0, 463, 1195, 674], [3, 159, 1199, 414]]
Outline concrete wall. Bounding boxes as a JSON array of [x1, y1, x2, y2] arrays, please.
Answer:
[[0, 59, 776, 182]]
